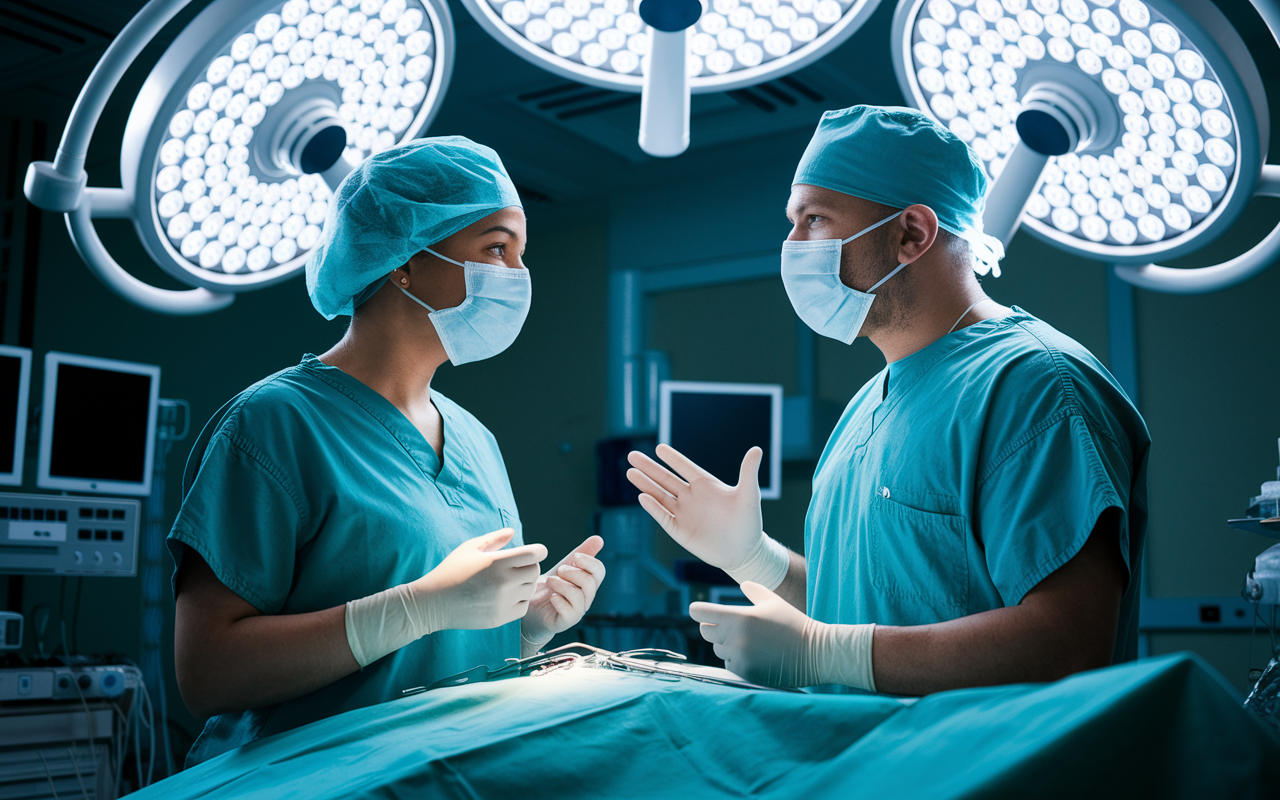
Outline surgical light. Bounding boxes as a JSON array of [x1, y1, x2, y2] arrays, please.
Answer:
[[891, 0, 1280, 293], [460, 0, 885, 156], [24, 0, 454, 314]]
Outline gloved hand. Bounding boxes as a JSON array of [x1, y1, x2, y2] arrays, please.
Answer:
[[689, 581, 877, 691], [520, 535, 607, 656], [345, 528, 547, 668], [626, 444, 789, 588]]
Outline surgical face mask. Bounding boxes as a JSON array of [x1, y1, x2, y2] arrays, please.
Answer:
[[398, 247, 531, 366], [781, 211, 906, 344]]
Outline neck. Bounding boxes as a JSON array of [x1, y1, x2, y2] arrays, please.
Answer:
[[318, 294, 449, 414], [866, 256, 1009, 363]]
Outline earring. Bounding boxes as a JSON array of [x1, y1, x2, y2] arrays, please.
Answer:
[[400, 277, 408, 285]]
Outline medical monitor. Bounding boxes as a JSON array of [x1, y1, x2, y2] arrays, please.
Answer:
[[0, 345, 32, 486], [658, 381, 783, 501], [37, 352, 160, 496]]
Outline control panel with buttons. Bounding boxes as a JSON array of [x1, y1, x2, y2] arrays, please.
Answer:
[[0, 665, 140, 702], [0, 492, 140, 577]]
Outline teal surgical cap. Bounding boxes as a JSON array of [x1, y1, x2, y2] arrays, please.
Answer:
[[306, 136, 523, 319], [793, 105, 1004, 274]]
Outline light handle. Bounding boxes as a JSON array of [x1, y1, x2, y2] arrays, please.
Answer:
[[638, 28, 691, 158]]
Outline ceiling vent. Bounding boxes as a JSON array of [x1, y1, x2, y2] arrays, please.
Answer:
[[0, 0, 113, 67], [510, 71, 844, 162]]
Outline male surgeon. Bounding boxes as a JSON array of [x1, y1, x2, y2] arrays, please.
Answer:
[[626, 106, 1150, 695]]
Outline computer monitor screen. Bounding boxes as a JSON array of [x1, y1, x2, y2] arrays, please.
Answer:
[[0, 345, 32, 486], [37, 352, 160, 496], [658, 381, 783, 500]]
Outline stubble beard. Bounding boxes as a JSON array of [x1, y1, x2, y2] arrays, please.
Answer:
[[843, 236, 915, 337]]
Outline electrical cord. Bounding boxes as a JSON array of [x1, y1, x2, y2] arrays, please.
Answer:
[[65, 745, 90, 800], [110, 698, 132, 799], [71, 680, 95, 800], [37, 751, 60, 800], [70, 579, 83, 655]]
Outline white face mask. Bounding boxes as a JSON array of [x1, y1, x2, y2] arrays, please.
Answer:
[[780, 211, 906, 344], [399, 247, 531, 366]]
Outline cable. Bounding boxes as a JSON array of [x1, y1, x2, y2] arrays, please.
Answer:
[[133, 690, 143, 794], [110, 696, 134, 798], [146, 682, 156, 786], [72, 677, 96, 797], [1250, 605, 1259, 675], [157, 666, 174, 777], [37, 751, 61, 800], [65, 745, 90, 800], [57, 577, 68, 655], [70, 579, 83, 655], [1264, 604, 1274, 655]]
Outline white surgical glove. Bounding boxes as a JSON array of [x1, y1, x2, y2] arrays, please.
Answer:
[[689, 581, 876, 691], [345, 528, 547, 668], [626, 444, 790, 589], [519, 535, 607, 657]]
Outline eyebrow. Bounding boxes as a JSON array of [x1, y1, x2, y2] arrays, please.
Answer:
[[479, 225, 521, 239], [786, 202, 828, 221]]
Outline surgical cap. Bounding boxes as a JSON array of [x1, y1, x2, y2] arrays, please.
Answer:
[[793, 105, 1004, 273], [306, 136, 523, 319]]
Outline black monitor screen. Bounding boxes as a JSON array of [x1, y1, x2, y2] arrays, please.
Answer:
[[48, 365, 152, 483], [668, 392, 774, 492], [0, 355, 20, 474]]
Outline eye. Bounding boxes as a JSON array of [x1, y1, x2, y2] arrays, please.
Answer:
[[488, 243, 507, 256], [806, 214, 823, 226]]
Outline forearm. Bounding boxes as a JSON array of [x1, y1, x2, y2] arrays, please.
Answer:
[[870, 605, 1109, 696], [177, 604, 358, 718], [772, 550, 807, 611]]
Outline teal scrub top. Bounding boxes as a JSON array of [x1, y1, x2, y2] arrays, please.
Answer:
[[806, 308, 1150, 667], [168, 355, 522, 765]]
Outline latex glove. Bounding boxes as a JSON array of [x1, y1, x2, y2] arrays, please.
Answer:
[[520, 535, 607, 656], [689, 581, 877, 691], [345, 528, 547, 667], [626, 444, 789, 588]]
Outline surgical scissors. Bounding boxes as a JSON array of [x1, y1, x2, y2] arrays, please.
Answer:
[[401, 643, 799, 696]]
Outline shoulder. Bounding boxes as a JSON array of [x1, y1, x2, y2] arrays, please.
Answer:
[[211, 363, 336, 448], [961, 314, 1148, 469], [963, 314, 1125, 413]]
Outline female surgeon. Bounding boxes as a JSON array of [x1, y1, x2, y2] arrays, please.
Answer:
[[168, 136, 606, 766]]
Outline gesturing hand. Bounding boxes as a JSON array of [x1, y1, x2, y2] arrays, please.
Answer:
[[690, 581, 817, 688], [520, 536, 607, 653], [625, 444, 766, 576], [411, 528, 548, 633], [691, 582, 878, 692]]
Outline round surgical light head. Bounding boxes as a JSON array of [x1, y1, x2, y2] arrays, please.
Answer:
[[125, 0, 453, 292], [463, 0, 880, 91], [891, 0, 1269, 267], [23, 0, 454, 314], [460, 0, 885, 156]]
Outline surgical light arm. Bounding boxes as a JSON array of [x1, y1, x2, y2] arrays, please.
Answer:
[[1113, 165, 1280, 294], [23, 0, 233, 315]]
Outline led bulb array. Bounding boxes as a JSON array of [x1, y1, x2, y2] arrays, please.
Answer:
[[906, 0, 1239, 248], [485, 0, 854, 78], [152, 0, 439, 275]]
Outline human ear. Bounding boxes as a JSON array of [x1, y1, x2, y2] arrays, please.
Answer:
[[896, 205, 939, 264]]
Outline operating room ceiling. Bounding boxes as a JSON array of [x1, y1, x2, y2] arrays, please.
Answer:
[[2, 0, 1276, 207]]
